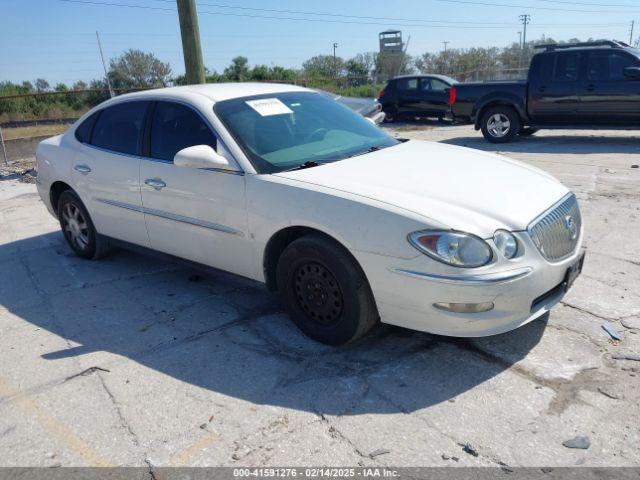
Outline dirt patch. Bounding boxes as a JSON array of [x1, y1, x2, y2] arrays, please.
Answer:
[[0, 157, 37, 183]]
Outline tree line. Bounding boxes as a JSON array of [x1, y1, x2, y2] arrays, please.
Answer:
[[1, 36, 589, 122]]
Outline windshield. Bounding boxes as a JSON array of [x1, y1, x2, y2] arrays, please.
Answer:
[[214, 91, 399, 173]]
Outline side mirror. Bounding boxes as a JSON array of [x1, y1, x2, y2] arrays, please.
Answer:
[[173, 145, 232, 170], [623, 66, 640, 79]]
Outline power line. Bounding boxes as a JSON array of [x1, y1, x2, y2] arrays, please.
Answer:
[[535, 0, 640, 7], [432, 0, 639, 14], [57, 0, 636, 28]]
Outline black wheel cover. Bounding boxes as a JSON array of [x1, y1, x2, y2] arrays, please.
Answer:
[[293, 262, 344, 326]]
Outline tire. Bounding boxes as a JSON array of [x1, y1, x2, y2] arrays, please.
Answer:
[[519, 127, 538, 137], [276, 234, 379, 345], [480, 106, 521, 143], [57, 190, 110, 260], [382, 105, 399, 123]]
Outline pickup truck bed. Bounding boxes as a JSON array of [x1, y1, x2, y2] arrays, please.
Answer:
[[450, 81, 526, 125]]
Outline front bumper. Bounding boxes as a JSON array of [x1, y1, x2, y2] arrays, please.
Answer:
[[356, 231, 584, 337]]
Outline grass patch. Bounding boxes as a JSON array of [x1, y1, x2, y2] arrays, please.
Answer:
[[2, 124, 70, 140]]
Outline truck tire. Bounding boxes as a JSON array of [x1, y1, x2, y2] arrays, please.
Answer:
[[480, 106, 520, 143], [276, 234, 379, 345]]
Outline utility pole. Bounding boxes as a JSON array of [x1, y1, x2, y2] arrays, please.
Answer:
[[0, 125, 8, 166], [176, 0, 205, 84], [442, 41, 449, 52], [96, 31, 114, 98], [519, 14, 531, 47], [519, 14, 531, 69], [630, 20, 635, 45], [333, 42, 338, 78]]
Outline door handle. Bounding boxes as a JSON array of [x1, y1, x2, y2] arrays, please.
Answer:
[[73, 164, 91, 174], [586, 84, 596, 91], [144, 178, 166, 190]]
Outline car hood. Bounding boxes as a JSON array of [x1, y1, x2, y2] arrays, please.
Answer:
[[274, 140, 569, 237]]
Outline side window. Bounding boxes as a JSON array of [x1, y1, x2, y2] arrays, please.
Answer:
[[553, 52, 581, 82], [397, 78, 418, 91], [91, 101, 149, 155], [429, 79, 449, 92], [150, 102, 217, 162], [588, 51, 637, 81], [420, 78, 432, 91], [74, 111, 100, 143]]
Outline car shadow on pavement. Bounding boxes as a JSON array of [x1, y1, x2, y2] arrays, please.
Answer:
[[441, 134, 640, 155], [2, 231, 546, 415]]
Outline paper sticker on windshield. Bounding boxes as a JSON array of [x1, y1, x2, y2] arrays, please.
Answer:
[[246, 98, 293, 116]]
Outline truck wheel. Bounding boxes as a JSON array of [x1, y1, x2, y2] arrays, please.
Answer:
[[480, 106, 520, 143], [276, 234, 379, 345]]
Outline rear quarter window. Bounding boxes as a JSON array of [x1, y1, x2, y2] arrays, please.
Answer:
[[74, 111, 100, 144]]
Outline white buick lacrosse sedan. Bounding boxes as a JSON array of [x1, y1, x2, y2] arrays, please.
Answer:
[[36, 83, 584, 345]]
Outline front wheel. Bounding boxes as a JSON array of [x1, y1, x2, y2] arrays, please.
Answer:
[[276, 234, 379, 345], [480, 106, 520, 143]]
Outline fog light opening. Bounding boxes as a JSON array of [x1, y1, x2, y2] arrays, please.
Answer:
[[433, 302, 495, 313]]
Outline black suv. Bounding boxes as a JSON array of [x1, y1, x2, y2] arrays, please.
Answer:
[[450, 40, 640, 142], [378, 74, 458, 122]]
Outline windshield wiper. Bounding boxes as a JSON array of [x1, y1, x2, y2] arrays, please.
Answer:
[[282, 161, 324, 172], [347, 144, 388, 158]]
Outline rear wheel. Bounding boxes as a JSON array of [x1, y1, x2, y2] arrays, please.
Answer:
[[58, 190, 110, 260], [382, 105, 399, 123], [276, 234, 379, 345], [480, 106, 520, 143]]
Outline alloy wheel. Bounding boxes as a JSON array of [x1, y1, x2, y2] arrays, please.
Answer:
[[62, 203, 89, 251], [487, 113, 511, 138]]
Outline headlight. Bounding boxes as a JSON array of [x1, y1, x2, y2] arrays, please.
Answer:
[[493, 229, 518, 259], [408, 230, 493, 268]]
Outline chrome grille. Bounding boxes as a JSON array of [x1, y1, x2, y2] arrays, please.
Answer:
[[528, 194, 581, 262]]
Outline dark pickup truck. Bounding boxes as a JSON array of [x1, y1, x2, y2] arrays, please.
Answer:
[[450, 40, 640, 142]]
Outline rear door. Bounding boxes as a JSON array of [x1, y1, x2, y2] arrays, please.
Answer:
[[419, 77, 451, 116], [528, 51, 585, 123], [395, 77, 422, 114], [139, 101, 253, 277], [71, 101, 150, 247], [579, 49, 640, 123]]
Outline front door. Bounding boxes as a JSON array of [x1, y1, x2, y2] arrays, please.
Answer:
[[71, 101, 150, 247], [139, 101, 253, 278], [419, 77, 450, 117], [578, 49, 640, 124], [528, 51, 585, 124]]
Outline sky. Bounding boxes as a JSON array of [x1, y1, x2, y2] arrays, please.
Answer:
[[1, 0, 639, 85]]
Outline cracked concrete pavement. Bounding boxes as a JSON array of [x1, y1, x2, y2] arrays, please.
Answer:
[[0, 125, 639, 468]]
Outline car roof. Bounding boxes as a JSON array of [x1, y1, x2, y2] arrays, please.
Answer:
[[113, 82, 312, 103]]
